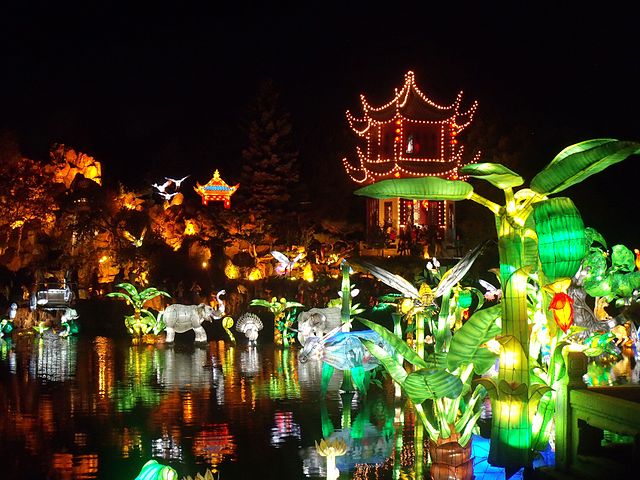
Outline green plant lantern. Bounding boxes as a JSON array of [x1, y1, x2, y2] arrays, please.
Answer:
[[355, 138, 640, 473]]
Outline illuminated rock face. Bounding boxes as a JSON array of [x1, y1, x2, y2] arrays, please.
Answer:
[[48, 144, 102, 188]]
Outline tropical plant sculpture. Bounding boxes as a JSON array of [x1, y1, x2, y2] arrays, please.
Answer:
[[0, 306, 14, 337], [107, 282, 171, 342], [355, 138, 640, 472], [357, 243, 498, 480], [249, 296, 303, 347], [59, 308, 80, 337]]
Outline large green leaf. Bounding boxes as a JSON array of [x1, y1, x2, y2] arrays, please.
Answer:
[[530, 139, 640, 195], [404, 368, 463, 403], [460, 163, 524, 189], [113, 283, 140, 299], [361, 339, 409, 386], [354, 177, 473, 200], [584, 227, 607, 250], [106, 291, 132, 303], [447, 304, 501, 372], [472, 348, 500, 375], [139, 288, 171, 303], [357, 317, 429, 368]]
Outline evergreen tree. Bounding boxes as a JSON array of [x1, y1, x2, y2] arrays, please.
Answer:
[[239, 79, 301, 243]]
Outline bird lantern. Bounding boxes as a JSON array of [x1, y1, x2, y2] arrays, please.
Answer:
[[533, 197, 587, 283], [549, 292, 574, 333], [236, 313, 263, 345]]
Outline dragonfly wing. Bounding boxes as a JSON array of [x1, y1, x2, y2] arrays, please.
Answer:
[[359, 260, 421, 300], [434, 240, 490, 298]]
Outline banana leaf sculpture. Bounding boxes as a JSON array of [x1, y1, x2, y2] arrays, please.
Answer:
[[249, 296, 303, 347], [356, 243, 499, 479], [355, 138, 640, 473], [107, 283, 171, 341]]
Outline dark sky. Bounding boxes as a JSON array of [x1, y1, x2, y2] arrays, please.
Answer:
[[1, 3, 639, 245]]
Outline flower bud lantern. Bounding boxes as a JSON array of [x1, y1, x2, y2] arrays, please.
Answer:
[[549, 292, 574, 333]]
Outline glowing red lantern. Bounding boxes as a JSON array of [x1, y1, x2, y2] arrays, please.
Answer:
[[549, 292, 574, 333]]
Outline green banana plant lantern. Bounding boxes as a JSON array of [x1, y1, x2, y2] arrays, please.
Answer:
[[249, 296, 304, 347], [106, 283, 171, 342], [355, 138, 640, 473]]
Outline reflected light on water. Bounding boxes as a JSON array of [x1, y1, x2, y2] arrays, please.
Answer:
[[0, 328, 569, 479]]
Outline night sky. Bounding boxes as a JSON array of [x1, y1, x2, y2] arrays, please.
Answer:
[[1, 3, 639, 245]]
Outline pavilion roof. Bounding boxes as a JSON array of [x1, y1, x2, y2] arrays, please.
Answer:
[[347, 71, 477, 130]]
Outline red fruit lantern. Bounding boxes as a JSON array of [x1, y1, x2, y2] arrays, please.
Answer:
[[549, 292, 574, 333]]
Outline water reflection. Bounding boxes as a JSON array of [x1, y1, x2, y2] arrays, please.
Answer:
[[271, 411, 302, 447], [27, 332, 78, 382], [0, 331, 562, 479]]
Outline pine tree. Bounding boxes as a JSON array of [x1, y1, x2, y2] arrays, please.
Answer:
[[239, 80, 301, 243]]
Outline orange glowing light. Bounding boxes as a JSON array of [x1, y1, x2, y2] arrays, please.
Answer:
[[184, 219, 198, 236], [247, 267, 263, 281]]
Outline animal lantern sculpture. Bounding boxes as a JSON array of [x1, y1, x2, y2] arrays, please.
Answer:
[[160, 290, 226, 343], [296, 307, 342, 346], [59, 307, 80, 337], [235, 313, 264, 345], [298, 323, 393, 394]]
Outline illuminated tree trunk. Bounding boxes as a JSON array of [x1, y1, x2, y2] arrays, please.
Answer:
[[485, 217, 532, 472]]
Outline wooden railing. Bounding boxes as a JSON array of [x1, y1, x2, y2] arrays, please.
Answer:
[[554, 351, 640, 477]]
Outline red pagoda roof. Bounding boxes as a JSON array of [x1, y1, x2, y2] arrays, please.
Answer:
[[347, 71, 477, 135], [194, 169, 239, 208]]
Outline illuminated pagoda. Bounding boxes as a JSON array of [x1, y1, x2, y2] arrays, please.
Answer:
[[343, 71, 478, 247], [194, 169, 239, 208]]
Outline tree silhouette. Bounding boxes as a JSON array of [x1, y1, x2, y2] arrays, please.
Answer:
[[238, 79, 301, 243]]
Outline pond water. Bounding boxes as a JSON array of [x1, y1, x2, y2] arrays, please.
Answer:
[[0, 327, 554, 480]]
